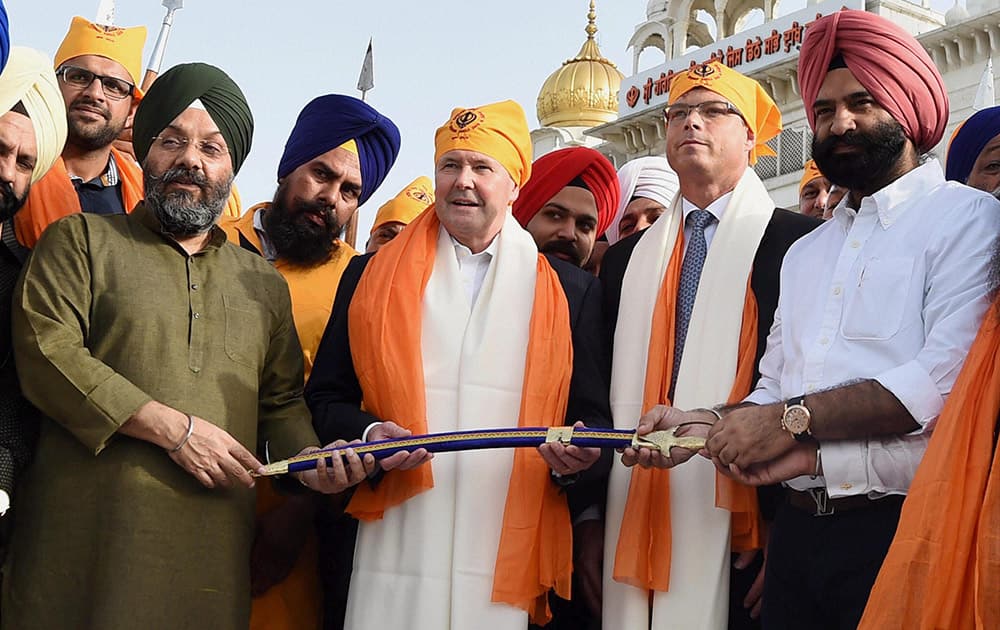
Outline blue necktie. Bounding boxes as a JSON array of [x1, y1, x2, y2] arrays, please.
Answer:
[[670, 209, 715, 398]]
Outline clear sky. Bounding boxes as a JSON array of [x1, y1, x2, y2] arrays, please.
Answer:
[[8, 0, 956, 242]]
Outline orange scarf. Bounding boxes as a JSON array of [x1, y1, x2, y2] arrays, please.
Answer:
[[15, 149, 242, 249], [859, 305, 1000, 630], [345, 206, 574, 625], [613, 228, 762, 591]]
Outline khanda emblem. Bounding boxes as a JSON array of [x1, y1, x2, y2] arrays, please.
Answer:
[[449, 109, 485, 135], [688, 62, 722, 86], [406, 187, 433, 204]]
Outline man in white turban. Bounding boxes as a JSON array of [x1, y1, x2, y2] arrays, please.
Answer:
[[605, 157, 679, 245], [0, 46, 66, 518]]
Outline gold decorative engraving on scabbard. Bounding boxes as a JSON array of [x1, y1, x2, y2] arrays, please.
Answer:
[[632, 426, 707, 453], [545, 426, 575, 444]]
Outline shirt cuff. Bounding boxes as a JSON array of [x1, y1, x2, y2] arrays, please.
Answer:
[[0, 489, 9, 516], [361, 422, 381, 442], [744, 388, 780, 406], [820, 439, 869, 498], [874, 360, 943, 430]]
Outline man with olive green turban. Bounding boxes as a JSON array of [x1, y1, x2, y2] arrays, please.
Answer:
[[2, 62, 373, 630]]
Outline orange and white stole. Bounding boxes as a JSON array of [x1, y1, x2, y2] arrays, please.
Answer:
[[346, 207, 574, 626], [604, 168, 772, 630]]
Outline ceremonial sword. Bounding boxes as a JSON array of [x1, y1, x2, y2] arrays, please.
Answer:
[[255, 425, 708, 476]]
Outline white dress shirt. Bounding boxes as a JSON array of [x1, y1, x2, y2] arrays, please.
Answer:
[[746, 159, 1000, 498], [450, 233, 498, 306], [680, 191, 733, 254]]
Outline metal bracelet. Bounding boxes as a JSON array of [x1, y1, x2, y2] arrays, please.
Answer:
[[690, 407, 723, 422], [810, 442, 822, 479], [169, 414, 195, 453]]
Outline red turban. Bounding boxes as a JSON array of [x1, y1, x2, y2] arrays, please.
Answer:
[[512, 147, 620, 238], [798, 9, 948, 153]]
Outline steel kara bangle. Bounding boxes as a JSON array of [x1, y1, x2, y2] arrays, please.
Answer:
[[169, 414, 195, 453]]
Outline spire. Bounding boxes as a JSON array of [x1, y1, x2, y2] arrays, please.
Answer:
[[586, 0, 597, 40]]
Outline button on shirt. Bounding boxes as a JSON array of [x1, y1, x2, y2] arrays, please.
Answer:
[[746, 160, 1000, 498]]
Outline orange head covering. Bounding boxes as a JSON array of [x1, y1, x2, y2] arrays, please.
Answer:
[[54, 16, 147, 99], [798, 159, 825, 194], [668, 61, 781, 165], [798, 9, 948, 153], [434, 99, 532, 187], [371, 175, 434, 232]]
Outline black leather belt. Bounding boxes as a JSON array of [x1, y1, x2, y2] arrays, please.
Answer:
[[786, 487, 903, 517]]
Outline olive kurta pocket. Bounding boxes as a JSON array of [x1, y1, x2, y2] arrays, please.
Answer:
[[224, 295, 267, 369]]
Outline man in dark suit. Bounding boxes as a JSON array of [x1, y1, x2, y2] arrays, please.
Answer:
[[602, 61, 818, 630], [305, 100, 611, 630]]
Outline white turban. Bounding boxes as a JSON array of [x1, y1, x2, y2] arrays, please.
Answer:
[[606, 156, 679, 245], [0, 47, 67, 184]]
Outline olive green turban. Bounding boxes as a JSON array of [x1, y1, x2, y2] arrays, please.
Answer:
[[133, 62, 253, 173]]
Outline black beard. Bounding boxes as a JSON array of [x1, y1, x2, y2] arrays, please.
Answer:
[[539, 238, 585, 267], [812, 120, 907, 194], [0, 180, 27, 224], [262, 184, 342, 267], [66, 98, 125, 151], [144, 166, 231, 236]]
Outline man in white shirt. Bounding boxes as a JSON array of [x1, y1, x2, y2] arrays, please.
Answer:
[[629, 10, 1000, 629]]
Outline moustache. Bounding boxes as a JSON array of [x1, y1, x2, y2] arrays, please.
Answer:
[[160, 168, 210, 188], [70, 97, 111, 120], [540, 238, 582, 264]]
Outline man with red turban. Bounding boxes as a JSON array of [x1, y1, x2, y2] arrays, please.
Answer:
[[633, 9, 1000, 629], [512, 147, 618, 269]]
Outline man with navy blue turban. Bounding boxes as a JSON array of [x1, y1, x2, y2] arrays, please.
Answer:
[[219, 92, 399, 630], [946, 105, 1000, 196], [0, 1, 9, 74]]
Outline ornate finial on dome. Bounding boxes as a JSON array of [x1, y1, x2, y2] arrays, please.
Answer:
[[586, 0, 597, 40], [535, 0, 624, 128]]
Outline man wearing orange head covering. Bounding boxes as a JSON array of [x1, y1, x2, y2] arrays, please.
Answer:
[[630, 10, 1000, 630], [14, 16, 239, 249], [305, 100, 612, 630], [600, 60, 818, 630], [513, 146, 619, 269], [797, 159, 844, 220], [365, 175, 433, 253]]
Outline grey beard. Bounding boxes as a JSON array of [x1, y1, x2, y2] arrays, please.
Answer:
[[145, 168, 233, 236]]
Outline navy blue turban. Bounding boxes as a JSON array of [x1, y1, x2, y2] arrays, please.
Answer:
[[277, 94, 401, 206], [946, 106, 1000, 184], [0, 1, 9, 74]]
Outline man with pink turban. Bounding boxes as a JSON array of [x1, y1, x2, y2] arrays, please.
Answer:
[[651, 9, 1000, 629]]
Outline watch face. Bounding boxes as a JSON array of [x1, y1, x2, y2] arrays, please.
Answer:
[[784, 406, 810, 434]]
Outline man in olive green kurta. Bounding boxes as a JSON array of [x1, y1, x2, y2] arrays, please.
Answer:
[[1, 63, 372, 630]]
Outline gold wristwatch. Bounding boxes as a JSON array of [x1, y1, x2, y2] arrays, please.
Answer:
[[781, 395, 812, 441]]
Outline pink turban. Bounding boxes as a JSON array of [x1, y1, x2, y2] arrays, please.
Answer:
[[798, 9, 947, 153]]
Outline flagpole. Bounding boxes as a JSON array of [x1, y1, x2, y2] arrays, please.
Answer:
[[345, 37, 375, 248]]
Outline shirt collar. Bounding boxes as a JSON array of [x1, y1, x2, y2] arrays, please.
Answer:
[[67, 152, 119, 188], [449, 230, 500, 260], [681, 190, 734, 224], [133, 202, 228, 254], [833, 159, 945, 231], [251, 205, 278, 262]]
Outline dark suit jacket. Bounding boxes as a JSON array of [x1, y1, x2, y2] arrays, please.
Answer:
[[599, 208, 820, 520], [306, 251, 613, 518]]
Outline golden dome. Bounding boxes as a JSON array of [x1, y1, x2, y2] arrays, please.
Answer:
[[536, 1, 624, 128]]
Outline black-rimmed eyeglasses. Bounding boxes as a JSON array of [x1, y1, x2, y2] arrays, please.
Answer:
[[56, 65, 135, 101]]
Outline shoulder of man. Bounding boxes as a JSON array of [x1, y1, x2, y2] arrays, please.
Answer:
[[764, 207, 823, 243], [543, 252, 600, 298]]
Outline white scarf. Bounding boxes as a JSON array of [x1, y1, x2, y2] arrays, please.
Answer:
[[603, 168, 775, 630]]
